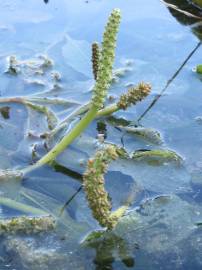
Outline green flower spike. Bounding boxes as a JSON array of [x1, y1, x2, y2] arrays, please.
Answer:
[[83, 145, 125, 230], [0, 216, 56, 235], [92, 42, 100, 80], [92, 9, 121, 110], [117, 82, 151, 110], [26, 9, 121, 169], [96, 82, 151, 118]]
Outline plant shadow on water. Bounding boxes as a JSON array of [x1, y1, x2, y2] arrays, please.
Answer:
[[0, 0, 202, 269]]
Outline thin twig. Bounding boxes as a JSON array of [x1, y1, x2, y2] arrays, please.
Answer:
[[138, 41, 202, 122]]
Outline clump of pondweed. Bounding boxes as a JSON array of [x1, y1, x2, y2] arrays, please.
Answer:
[[0, 8, 152, 231]]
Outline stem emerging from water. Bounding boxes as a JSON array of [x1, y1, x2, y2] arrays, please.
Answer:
[[24, 9, 121, 171], [35, 106, 97, 166]]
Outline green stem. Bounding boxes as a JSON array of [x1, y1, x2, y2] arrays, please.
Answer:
[[96, 103, 119, 117], [22, 103, 120, 175], [46, 102, 119, 139], [0, 197, 48, 215], [35, 105, 97, 167]]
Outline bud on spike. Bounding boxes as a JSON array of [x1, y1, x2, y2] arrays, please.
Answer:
[[92, 42, 100, 80]]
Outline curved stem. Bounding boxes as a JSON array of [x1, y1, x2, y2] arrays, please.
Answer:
[[34, 105, 97, 167], [22, 104, 119, 175], [96, 103, 119, 117]]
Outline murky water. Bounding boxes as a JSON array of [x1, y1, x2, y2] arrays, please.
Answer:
[[0, 0, 202, 269]]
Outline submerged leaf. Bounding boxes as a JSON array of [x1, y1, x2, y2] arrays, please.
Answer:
[[0, 197, 47, 216], [81, 195, 202, 267], [106, 115, 131, 127], [61, 34, 92, 77], [25, 102, 58, 130], [114, 195, 202, 256], [111, 157, 191, 193], [18, 187, 90, 236], [120, 126, 163, 145], [132, 149, 183, 166], [5, 237, 68, 270], [56, 134, 190, 194]]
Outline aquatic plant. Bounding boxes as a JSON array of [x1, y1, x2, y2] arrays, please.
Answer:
[[26, 8, 121, 168], [0, 8, 153, 231], [0, 9, 151, 176], [132, 149, 183, 166], [97, 82, 151, 117], [83, 145, 119, 229], [83, 145, 139, 230]]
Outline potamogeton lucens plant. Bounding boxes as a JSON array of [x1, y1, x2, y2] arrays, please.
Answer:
[[0, 9, 151, 228]]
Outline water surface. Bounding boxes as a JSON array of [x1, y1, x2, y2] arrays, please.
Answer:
[[0, 0, 202, 269]]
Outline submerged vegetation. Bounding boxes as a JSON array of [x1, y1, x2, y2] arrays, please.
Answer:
[[0, 7, 186, 233], [1, 2, 202, 269], [0, 8, 155, 231]]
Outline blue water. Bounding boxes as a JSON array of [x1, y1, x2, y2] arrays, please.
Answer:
[[0, 0, 202, 269]]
